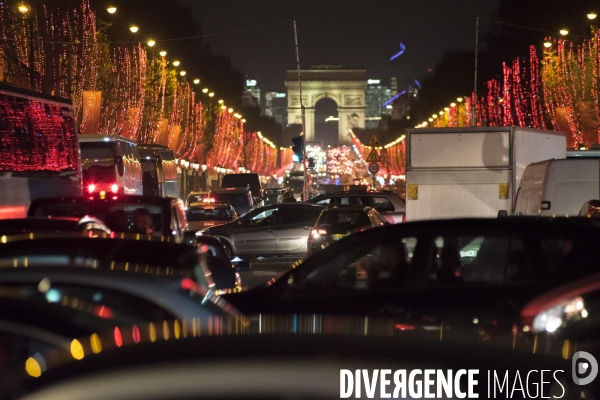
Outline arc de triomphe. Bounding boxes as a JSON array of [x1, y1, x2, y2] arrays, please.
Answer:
[[285, 64, 366, 145]]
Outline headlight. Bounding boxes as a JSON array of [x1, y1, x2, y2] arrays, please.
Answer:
[[531, 296, 586, 333]]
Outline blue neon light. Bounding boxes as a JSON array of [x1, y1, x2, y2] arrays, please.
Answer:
[[390, 42, 406, 61], [382, 90, 406, 107], [413, 79, 421, 88]]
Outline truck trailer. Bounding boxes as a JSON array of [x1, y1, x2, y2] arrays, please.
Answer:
[[405, 127, 566, 221]]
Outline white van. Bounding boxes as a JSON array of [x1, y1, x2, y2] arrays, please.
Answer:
[[513, 158, 599, 216], [79, 134, 143, 196]]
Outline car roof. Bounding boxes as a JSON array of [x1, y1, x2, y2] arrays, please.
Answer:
[[0, 236, 199, 270], [322, 205, 372, 212], [29, 195, 178, 207]]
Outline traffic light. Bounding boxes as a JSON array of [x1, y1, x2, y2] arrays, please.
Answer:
[[291, 136, 303, 162]]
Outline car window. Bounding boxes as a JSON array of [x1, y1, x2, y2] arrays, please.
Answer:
[[340, 197, 362, 205], [316, 198, 331, 204], [368, 197, 395, 212], [281, 208, 310, 225], [239, 208, 278, 228], [425, 236, 533, 285], [303, 237, 418, 291]]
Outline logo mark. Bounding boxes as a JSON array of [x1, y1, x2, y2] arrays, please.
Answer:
[[572, 351, 598, 385]]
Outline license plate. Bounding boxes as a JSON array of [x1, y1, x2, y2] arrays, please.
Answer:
[[333, 234, 348, 241]]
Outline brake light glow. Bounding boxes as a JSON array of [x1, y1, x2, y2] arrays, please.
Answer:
[[311, 228, 327, 238], [111, 184, 119, 193], [87, 184, 96, 193], [203, 198, 215, 203]]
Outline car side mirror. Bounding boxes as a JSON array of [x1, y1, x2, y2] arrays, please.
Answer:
[[540, 201, 551, 210], [497, 210, 508, 218]]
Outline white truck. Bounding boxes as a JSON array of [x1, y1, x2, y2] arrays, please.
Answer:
[[405, 127, 566, 221]]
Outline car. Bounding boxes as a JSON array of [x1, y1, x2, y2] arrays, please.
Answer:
[[185, 191, 209, 207], [0, 235, 240, 292], [220, 172, 263, 204], [185, 199, 238, 232], [198, 203, 325, 259], [28, 194, 189, 244], [208, 187, 255, 215], [263, 188, 284, 205], [579, 199, 600, 217], [222, 217, 600, 346], [307, 205, 389, 256], [305, 190, 406, 223], [0, 216, 111, 236], [8, 332, 586, 400]]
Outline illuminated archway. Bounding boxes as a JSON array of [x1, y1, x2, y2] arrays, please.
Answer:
[[285, 64, 366, 145]]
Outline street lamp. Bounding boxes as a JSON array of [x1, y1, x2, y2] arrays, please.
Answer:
[[543, 41, 552, 48], [172, 60, 180, 67], [18, 4, 29, 13], [107, 6, 117, 14], [159, 51, 167, 57], [202, 88, 208, 93], [179, 70, 186, 76], [129, 26, 139, 33], [208, 92, 214, 97], [193, 79, 200, 84], [218, 99, 224, 104], [588, 12, 597, 20], [147, 40, 155, 47], [559, 29, 569, 36]]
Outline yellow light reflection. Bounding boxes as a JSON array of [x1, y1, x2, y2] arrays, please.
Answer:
[[174, 320, 181, 339], [25, 357, 41, 377], [149, 322, 157, 342], [70, 339, 84, 360], [90, 333, 102, 354], [163, 320, 170, 340]]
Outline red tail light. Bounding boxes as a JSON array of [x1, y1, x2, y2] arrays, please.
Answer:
[[111, 184, 119, 193], [87, 184, 96, 193], [203, 198, 215, 203], [402, 213, 406, 223]]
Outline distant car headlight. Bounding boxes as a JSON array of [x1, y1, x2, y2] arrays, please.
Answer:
[[531, 296, 586, 333]]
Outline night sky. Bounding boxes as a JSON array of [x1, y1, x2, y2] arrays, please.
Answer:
[[178, 0, 499, 92]]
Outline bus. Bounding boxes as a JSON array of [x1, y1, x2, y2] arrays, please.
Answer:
[[0, 83, 81, 219], [79, 134, 142, 196], [138, 143, 178, 198]]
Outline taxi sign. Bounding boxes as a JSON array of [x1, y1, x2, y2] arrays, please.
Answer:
[[368, 163, 379, 174], [366, 148, 381, 162]]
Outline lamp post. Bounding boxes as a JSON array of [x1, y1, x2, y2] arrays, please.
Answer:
[[472, 15, 479, 127], [19, 3, 35, 89], [201, 163, 207, 191]]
